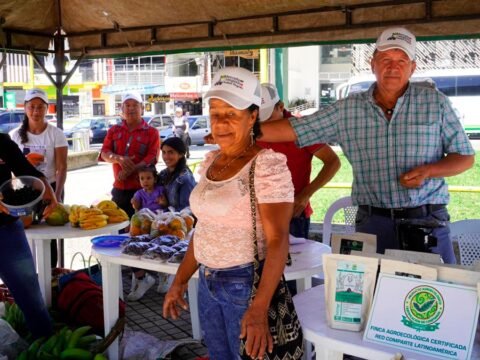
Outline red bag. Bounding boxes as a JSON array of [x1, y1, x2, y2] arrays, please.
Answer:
[[57, 272, 125, 335]]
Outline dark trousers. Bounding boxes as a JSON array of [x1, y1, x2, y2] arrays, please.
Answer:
[[111, 187, 137, 219], [355, 206, 455, 263]]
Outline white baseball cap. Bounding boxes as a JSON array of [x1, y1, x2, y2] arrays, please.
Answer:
[[205, 67, 261, 109], [375, 27, 416, 60], [175, 107, 183, 113], [25, 88, 48, 104], [259, 83, 280, 122], [122, 92, 142, 104]]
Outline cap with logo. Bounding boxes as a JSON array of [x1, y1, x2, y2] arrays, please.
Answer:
[[25, 88, 49, 104], [259, 83, 280, 122], [122, 92, 142, 104], [205, 67, 261, 110], [375, 27, 416, 61]]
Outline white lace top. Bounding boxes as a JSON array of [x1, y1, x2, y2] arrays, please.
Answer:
[[190, 149, 294, 268]]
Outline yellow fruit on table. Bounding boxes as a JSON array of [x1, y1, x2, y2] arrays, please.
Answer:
[[96, 200, 118, 211]]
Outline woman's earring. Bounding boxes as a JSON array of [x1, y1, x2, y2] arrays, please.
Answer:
[[250, 127, 255, 145]]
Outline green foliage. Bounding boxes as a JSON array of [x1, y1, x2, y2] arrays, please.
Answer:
[[310, 151, 480, 223], [288, 97, 309, 108]]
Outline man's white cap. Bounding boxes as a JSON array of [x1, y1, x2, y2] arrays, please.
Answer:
[[122, 92, 142, 104], [25, 88, 48, 104], [260, 83, 280, 122], [205, 67, 261, 109], [375, 27, 416, 60], [175, 107, 183, 113]]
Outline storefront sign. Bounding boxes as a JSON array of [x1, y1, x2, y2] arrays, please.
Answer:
[[170, 92, 200, 100], [165, 76, 200, 93], [364, 274, 479, 359], [224, 49, 259, 59], [147, 94, 170, 103]]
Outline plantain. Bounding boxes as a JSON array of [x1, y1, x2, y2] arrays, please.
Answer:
[[66, 326, 91, 349], [80, 220, 108, 230], [79, 214, 109, 224], [76, 334, 97, 348], [60, 348, 93, 360]]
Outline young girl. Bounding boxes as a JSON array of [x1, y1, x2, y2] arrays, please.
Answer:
[[131, 165, 168, 212]]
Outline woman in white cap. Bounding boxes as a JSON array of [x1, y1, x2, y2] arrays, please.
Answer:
[[163, 67, 297, 359], [10, 88, 68, 266]]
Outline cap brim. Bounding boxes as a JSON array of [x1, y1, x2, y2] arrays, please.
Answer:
[[205, 89, 252, 110], [259, 103, 275, 122], [376, 44, 414, 60]]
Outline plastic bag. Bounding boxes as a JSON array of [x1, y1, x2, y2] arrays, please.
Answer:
[[119, 329, 199, 360], [0, 319, 28, 359]]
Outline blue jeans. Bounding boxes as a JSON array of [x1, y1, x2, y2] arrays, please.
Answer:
[[355, 206, 455, 263], [0, 220, 53, 337], [289, 213, 311, 239], [198, 263, 254, 359]]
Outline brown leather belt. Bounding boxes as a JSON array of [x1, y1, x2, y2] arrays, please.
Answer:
[[359, 204, 445, 219]]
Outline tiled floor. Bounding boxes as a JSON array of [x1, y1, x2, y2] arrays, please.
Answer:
[[122, 268, 208, 359]]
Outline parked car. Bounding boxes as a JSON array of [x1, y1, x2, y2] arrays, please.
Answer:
[[63, 116, 121, 144], [45, 114, 57, 124], [159, 115, 211, 146], [144, 114, 174, 130], [0, 110, 25, 133]]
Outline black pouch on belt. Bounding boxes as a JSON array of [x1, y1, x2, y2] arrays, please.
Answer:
[[395, 218, 446, 253]]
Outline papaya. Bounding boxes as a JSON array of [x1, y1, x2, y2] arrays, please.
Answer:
[[45, 204, 69, 226]]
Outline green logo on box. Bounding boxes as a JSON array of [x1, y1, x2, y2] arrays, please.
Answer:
[[402, 285, 444, 332]]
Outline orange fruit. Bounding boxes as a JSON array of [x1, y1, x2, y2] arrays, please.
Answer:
[[157, 222, 170, 235], [169, 216, 186, 231], [182, 214, 194, 232], [130, 225, 142, 236], [170, 229, 186, 240], [131, 214, 142, 228]]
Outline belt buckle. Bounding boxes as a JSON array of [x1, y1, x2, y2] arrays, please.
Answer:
[[391, 208, 405, 218]]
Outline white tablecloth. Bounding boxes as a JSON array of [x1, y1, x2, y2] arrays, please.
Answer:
[[25, 221, 129, 306]]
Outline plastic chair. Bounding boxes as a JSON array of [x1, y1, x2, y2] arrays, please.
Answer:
[[449, 219, 480, 266], [322, 196, 357, 246]]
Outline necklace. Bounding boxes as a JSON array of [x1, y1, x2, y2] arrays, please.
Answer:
[[208, 144, 253, 181]]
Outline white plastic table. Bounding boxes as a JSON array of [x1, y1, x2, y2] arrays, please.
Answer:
[[293, 285, 480, 360], [92, 239, 331, 360], [25, 221, 129, 307]]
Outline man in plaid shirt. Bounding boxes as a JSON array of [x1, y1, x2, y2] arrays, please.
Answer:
[[260, 27, 475, 263]]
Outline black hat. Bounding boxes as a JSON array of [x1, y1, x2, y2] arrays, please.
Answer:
[[162, 137, 186, 154]]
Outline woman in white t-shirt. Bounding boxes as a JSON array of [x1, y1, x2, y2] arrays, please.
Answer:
[[10, 88, 68, 266]]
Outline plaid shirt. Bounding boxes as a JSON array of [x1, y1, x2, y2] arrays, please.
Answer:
[[291, 82, 475, 208]]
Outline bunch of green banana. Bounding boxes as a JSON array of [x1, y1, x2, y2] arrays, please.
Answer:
[[16, 325, 106, 360], [2, 302, 27, 337]]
